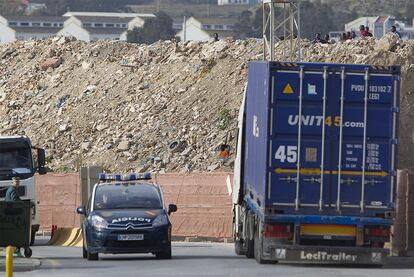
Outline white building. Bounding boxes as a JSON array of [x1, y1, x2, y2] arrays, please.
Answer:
[[177, 17, 237, 42], [0, 15, 63, 43], [218, 0, 257, 5], [58, 12, 155, 42]]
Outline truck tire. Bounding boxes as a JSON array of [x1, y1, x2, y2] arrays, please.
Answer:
[[246, 238, 254, 258], [235, 240, 246, 255], [30, 232, 36, 246], [254, 229, 265, 264], [245, 213, 254, 258]]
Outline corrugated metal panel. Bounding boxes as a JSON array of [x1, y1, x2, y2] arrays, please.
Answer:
[[244, 61, 400, 217]]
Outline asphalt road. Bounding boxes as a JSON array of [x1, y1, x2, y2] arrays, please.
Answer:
[[13, 241, 414, 277]]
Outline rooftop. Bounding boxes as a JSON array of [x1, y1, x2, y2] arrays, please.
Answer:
[[63, 12, 155, 19], [12, 26, 61, 34], [3, 15, 64, 22], [74, 16, 133, 24]]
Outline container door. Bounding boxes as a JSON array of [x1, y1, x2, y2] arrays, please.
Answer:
[[269, 67, 335, 209], [331, 69, 397, 211]]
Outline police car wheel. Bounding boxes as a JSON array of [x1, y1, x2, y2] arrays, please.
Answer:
[[155, 247, 172, 259], [87, 251, 99, 261]]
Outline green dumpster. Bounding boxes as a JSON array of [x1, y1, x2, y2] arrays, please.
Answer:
[[0, 200, 32, 257]]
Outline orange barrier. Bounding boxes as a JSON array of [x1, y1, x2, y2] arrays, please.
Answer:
[[36, 172, 234, 239]]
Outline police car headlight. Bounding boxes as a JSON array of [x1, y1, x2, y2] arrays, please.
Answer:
[[90, 215, 108, 231], [152, 214, 168, 228]]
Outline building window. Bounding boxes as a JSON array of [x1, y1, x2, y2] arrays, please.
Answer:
[[32, 22, 41, 27], [20, 22, 29, 26], [83, 23, 92, 27], [203, 24, 212, 30], [43, 22, 51, 27], [9, 22, 17, 26], [214, 25, 224, 30], [59, 23, 63, 27], [226, 25, 234, 30], [94, 23, 103, 27], [121, 24, 127, 28], [116, 23, 120, 27], [53, 23, 58, 27], [106, 23, 114, 27]]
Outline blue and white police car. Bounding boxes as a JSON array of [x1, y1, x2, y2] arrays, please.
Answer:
[[76, 173, 177, 260]]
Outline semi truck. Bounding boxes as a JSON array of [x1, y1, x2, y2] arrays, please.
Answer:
[[233, 61, 400, 264], [0, 135, 47, 245]]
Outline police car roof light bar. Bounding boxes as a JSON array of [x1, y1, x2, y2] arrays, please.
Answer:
[[98, 172, 152, 181]]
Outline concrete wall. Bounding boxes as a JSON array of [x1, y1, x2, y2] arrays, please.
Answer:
[[36, 172, 233, 239]]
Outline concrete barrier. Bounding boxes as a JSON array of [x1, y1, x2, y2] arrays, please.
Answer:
[[48, 228, 80, 246]]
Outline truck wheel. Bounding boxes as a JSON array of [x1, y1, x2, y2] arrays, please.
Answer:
[[235, 240, 246, 255], [245, 213, 255, 258], [87, 252, 99, 261], [254, 231, 265, 264], [30, 232, 36, 246]]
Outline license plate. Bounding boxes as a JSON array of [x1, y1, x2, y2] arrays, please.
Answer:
[[117, 234, 144, 241]]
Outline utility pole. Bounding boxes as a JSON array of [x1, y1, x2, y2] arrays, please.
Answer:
[[157, 0, 160, 13], [262, 0, 301, 62]]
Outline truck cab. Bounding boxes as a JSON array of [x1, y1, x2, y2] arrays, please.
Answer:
[[0, 136, 47, 245]]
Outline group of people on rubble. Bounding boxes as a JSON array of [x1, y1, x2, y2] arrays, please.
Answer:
[[313, 24, 401, 44]]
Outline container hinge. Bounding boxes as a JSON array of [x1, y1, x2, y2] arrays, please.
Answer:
[[391, 139, 398, 145], [391, 107, 399, 113], [391, 170, 397, 177]]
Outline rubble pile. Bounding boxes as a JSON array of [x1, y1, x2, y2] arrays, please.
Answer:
[[1, 35, 414, 172]]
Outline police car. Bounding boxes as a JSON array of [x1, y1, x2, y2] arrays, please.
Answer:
[[76, 173, 177, 260]]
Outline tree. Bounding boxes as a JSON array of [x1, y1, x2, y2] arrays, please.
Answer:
[[0, 0, 21, 15], [127, 11, 175, 44], [300, 1, 335, 39]]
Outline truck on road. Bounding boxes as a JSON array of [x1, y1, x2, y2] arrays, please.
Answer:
[[0, 136, 47, 245], [233, 61, 400, 264]]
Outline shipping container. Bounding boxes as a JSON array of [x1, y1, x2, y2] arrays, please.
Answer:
[[233, 61, 400, 264]]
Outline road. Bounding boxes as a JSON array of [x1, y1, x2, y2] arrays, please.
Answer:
[[14, 241, 414, 277]]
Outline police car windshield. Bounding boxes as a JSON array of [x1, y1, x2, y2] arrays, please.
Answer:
[[94, 183, 162, 210]]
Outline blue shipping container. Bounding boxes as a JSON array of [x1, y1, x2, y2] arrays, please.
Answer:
[[244, 61, 400, 216]]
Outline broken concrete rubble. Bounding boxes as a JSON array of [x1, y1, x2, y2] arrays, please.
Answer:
[[1, 37, 414, 173]]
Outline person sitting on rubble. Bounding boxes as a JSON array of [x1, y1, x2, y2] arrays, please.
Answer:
[[351, 31, 357, 39], [390, 25, 401, 38], [322, 34, 331, 44], [213, 33, 219, 42], [359, 25, 368, 38], [312, 33, 323, 43], [365, 26, 373, 37], [218, 144, 230, 162]]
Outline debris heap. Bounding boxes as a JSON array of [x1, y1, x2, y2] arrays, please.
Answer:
[[1, 35, 414, 172]]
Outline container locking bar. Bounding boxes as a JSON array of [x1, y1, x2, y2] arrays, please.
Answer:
[[319, 67, 328, 211], [336, 68, 346, 212], [360, 68, 370, 212], [295, 66, 304, 210]]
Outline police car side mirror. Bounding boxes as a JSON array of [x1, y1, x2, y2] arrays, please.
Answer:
[[168, 204, 177, 215], [76, 206, 86, 215]]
